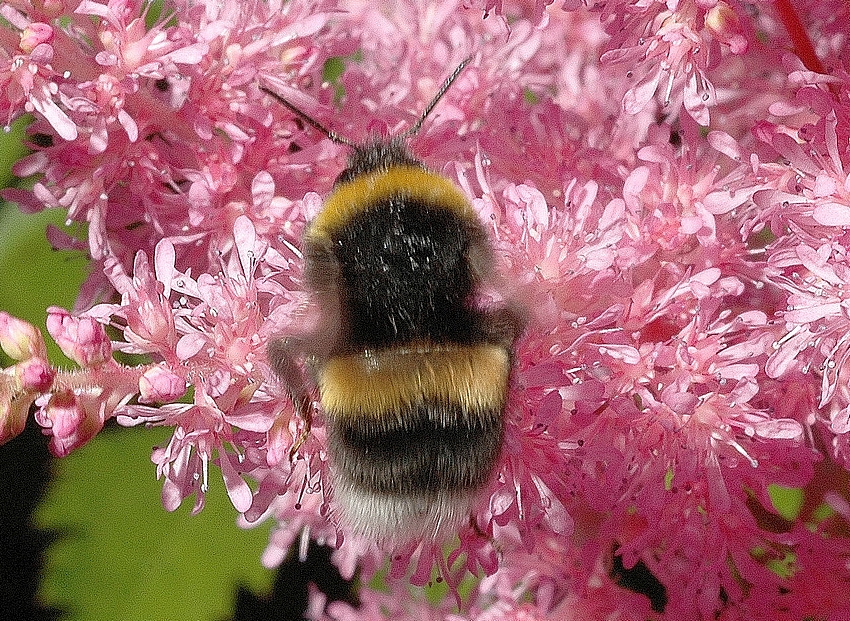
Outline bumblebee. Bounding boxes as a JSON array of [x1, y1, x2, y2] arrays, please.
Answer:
[[264, 58, 523, 543]]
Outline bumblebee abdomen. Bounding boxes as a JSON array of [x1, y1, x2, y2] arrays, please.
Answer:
[[330, 401, 503, 495], [317, 342, 510, 538]]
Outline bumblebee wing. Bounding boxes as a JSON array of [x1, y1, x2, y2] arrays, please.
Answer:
[[479, 304, 526, 351]]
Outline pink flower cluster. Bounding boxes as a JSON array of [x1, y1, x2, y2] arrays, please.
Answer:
[[2, 0, 850, 618]]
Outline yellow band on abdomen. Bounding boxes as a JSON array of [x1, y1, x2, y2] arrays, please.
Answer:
[[317, 342, 510, 419]]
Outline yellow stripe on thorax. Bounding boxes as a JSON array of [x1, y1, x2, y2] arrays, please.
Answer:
[[317, 343, 510, 418], [307, 166, 475, 239]]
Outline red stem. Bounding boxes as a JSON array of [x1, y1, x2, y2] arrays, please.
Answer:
[[774, 0, 827, 74]]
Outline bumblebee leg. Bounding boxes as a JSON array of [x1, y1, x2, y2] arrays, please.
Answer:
[[267, 336, 313, 459], [290, 407, 312, 459], [469, 514, 487, 538]]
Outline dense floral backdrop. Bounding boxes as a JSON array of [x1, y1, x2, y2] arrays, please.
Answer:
[[2, 0, 850, 618]]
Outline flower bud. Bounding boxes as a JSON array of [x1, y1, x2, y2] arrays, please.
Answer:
[[705, 1, 748, 55], [46, 307, 113, 367], [16, 357, 55, 393], [41, 0, 65, 18], [139, 365, 186, 403], [41, 389, 82, 440], [0, 312, 47, 361], [0, 388, 32, 445], [20, 22, 54, 54], [38, 390, 104, 457]]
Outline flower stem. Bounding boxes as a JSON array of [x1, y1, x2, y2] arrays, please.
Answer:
[[774, 0, 827, 74]]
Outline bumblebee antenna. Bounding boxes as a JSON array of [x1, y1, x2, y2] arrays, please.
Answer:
[[261, 55, 473, 147], [259, 85, 358, 149], [401, 55, 473, 139]]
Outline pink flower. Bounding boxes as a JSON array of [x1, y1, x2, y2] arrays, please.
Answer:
[[16, 357, 55, 393], [597, 0, 753, 125], [0, 315, 55, 444], [4, 0, 850, 617]]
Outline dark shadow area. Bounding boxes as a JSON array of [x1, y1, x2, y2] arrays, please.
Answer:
[[227, 540, 358, 621], [610, 548, 668, 614], [0, 416, 64, 621]]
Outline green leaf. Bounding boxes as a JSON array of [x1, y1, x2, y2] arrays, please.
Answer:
[[522, 87, 540, 105], [0, 204, 89, 366], [768, 483, 804, 522], [0, 116, 30, 188], [35, 425, 274, 621]]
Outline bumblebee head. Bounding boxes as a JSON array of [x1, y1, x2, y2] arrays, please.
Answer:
[[333, 137, 422, 185], [259, 56, 472, 182]]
